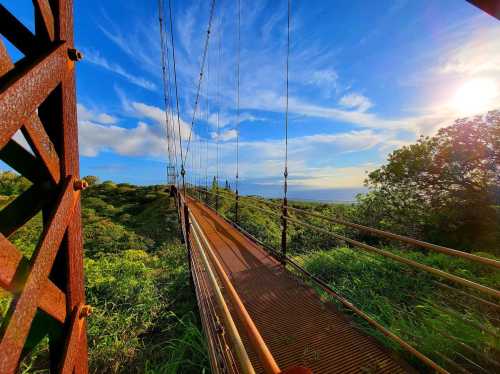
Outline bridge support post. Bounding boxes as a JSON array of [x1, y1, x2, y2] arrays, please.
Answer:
[[183, 201, 194, 291], [215, 185, 220, 212], [281, 197, 288, 266], [235, 189, 239, 224]]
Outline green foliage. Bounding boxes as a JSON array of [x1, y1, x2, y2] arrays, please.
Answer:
[[0, 170, 30, 196], [359, 110, 500, 252], [83, 175, 100, 186], [85, 250, 161, 371], [0, 179, 207, 373]]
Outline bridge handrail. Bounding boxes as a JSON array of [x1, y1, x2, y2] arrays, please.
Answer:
[[284, 215, 500, 300], [183, 188, 499, 371], [189, 184, 499, 269], [188, 185, 500, 298], [188, 207, 256, 374], [189, 185, 281, 218], [189, 192, 450, 373], [283, 204, 500, 269], [186, 198, 282, 374]]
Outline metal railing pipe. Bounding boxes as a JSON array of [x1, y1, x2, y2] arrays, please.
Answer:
[[284, 216, 500, 300], [285, 205, 500, 269], [189, 210, 281, 374], [189, 217, 256, 374], [283, 256, 449, 374]]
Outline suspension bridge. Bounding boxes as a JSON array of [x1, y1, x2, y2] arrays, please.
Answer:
[[0, 0, 499, 373]]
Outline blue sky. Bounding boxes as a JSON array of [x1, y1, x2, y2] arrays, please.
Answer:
[[3, 1, 500, 200]]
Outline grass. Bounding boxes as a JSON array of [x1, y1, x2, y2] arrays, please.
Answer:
[[296, 246, 500, 371]]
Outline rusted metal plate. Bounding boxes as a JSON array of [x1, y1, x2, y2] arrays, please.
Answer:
[[0, 235, 23, 289], [55, 1, 89, 368], [0, 139, 47, 182], [0, 183, 52, 237], [467, 0, 500, 20], [0, 43, 68, 149], [0, 38, 14, 76], [33, 0, 55, 42], [23, 114, 61, 184], [187, 197, 412, 373], [0, 235, 68, 323], [59, 304, 85, 374]]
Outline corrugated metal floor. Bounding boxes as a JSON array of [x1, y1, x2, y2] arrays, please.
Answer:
[[188, 197, 412, 373]]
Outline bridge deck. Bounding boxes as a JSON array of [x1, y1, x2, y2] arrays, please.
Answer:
[[188, 197, 411, 373]]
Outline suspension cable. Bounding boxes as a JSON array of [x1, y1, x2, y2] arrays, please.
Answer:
[[183, 0, 217, 165], [167, 0, 185, 191], [283, 0, 290, 199], [280, 0, 291, 263], [164, 27, 180, 184], [205, 44, 210, 195], [235, 0, 241, 222], [158, 0, 175, 184], [216, 14, 222, 209]]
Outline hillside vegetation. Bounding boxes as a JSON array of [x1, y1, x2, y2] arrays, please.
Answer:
[[0, 177, 208, 373]]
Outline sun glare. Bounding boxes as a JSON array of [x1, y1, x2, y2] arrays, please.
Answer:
[[451, 78, 497, 117]]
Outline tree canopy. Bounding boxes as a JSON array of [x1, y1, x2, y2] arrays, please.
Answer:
[[357, 110, 499, 252]]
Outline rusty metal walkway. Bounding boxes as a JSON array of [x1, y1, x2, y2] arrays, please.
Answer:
[[183, 194, 411, 373]]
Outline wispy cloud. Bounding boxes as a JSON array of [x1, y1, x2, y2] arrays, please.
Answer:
[[211, 129, 238, 141], [97, 11, 161, 78], [83, 49, 156, 91], [77, 103, 118, 125], [338, 93, 373, 112], [207, 112, 264, 128]]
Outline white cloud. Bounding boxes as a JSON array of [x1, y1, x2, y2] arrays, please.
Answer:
[[338, 93, 373, 112], [288, 165, 375, 189], [130, 101, 192, 140], [77, 104, 118, 125], [206, 129, 388, 189], [83, 49, 156, 91], [79, 120, 166, 158], [211, 129, 238, 142], [439, 29, 500, 76], [307, 69, 339, 87], [207, 112, 263, 128]]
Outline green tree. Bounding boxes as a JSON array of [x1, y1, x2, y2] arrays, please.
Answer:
[[356, 110, 499, 251], [83, 175, 100, 186]]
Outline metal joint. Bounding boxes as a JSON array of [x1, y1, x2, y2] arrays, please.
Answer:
[[79, 304, 93, 318], [68, 48, 83, 61], [73, 179, 89, 191]]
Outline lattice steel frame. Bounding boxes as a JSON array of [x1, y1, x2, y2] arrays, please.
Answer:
[[0, 1, 88, 373]]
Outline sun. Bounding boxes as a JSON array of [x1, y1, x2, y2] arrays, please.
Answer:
[[451, 78, 498, 117]]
